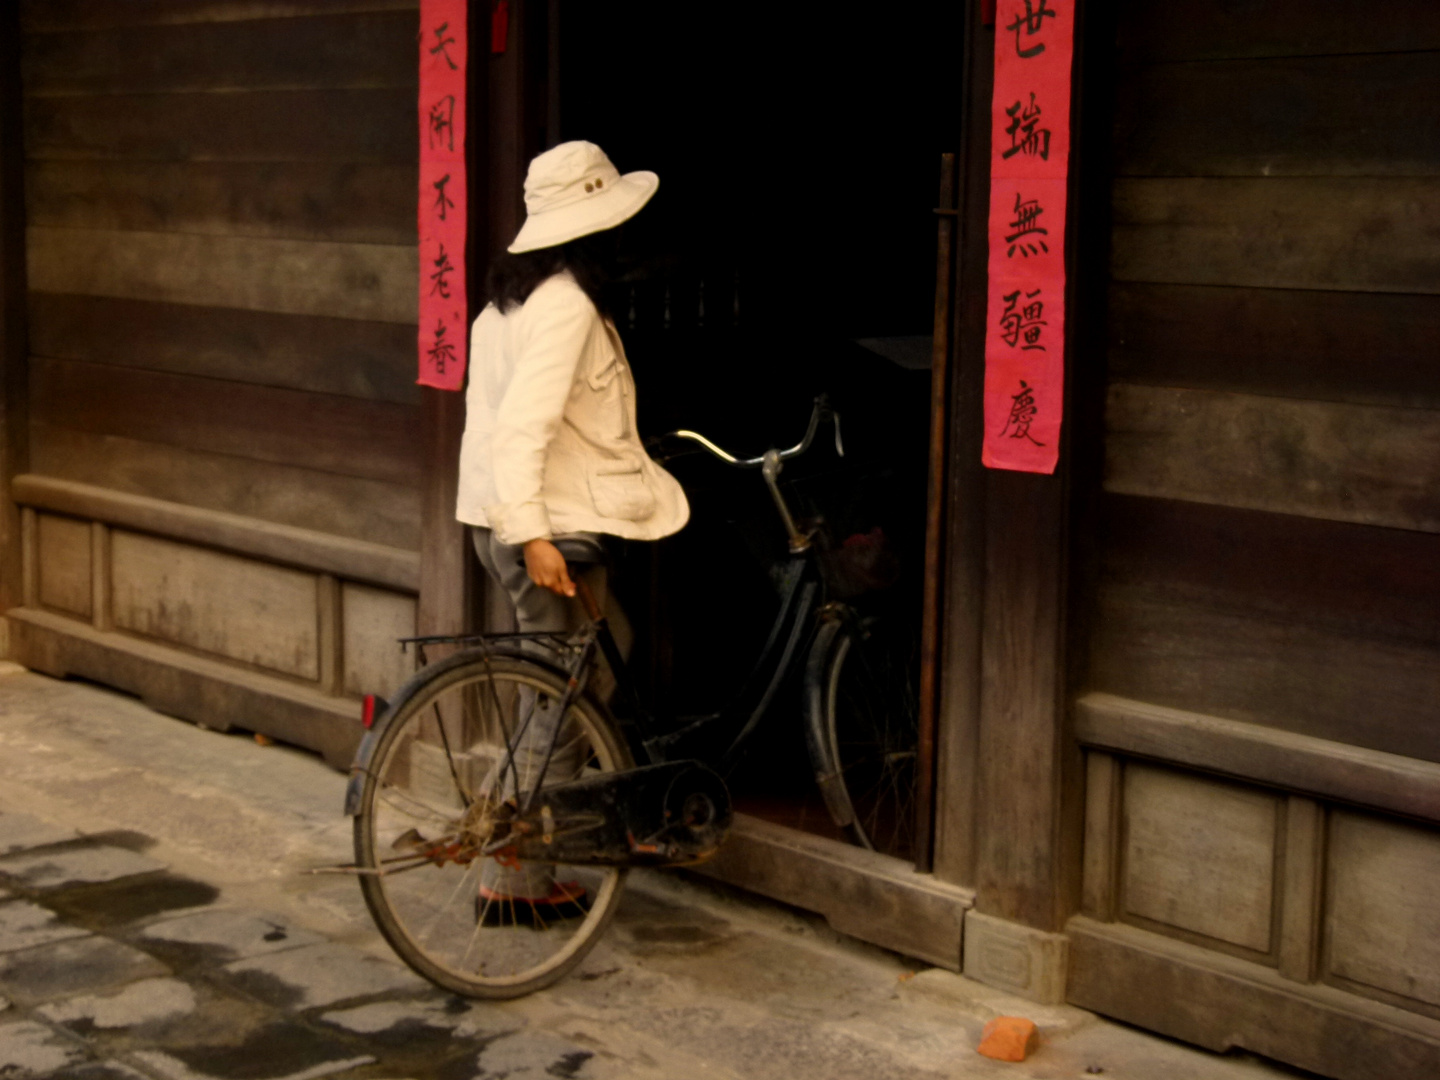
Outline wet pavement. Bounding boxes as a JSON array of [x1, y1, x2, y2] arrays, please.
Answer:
[[0, 662, 1310, 1080]]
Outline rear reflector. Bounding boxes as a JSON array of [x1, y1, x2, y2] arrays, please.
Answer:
[[361, 694, 385, 728]]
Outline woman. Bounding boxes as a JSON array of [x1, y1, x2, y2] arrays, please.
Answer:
[[455, 141, 688, 921]]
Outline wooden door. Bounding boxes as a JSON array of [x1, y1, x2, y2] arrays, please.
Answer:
[[4, 1, 425, 766], [1067, 5, 1440, 1077]]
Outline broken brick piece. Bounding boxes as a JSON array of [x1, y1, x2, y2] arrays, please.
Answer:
[[977, 1016, 1038, 1062]]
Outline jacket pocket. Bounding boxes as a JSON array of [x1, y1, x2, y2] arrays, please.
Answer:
[[587, 460, 656, 521]]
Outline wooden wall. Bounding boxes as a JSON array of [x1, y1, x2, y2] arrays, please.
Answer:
[[6, 1, 424, 764], [1069, 4, 1440, 1075]]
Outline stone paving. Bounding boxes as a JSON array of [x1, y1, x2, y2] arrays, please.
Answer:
[[0, 811, 594, 1080], [0, 666, 1313, 1080]]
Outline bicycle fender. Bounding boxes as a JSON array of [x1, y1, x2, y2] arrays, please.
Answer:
[[802, 610, 858, 828]]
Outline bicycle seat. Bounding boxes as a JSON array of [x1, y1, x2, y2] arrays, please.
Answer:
[[552, 536, 607, 567]]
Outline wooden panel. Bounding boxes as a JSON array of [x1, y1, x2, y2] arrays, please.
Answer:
[[1116, 0, 1440, 62], [24, 90, 414, 163], [35, 512, 91, 618], [1123, 764, 1278, 953], [1114, 53, 1440, 177], [0, 0, 27, 615], [1090, 590, 1440, 764], [1068, 917, 1440, 1080], [22, 1, 417, 32], [1327, 810, 1440, 1013], [1076, 694, 1440, 827], [110, 529, 319, 679], [1112, 178, 1440, 294], [32, 358, 420, 487], [27, 293, 418, 405], [1108, 283, 1440, 410], [26, 161, 415, 245], [8, 606, 362, 769], [341, 583, 416, 700], [23, 11, 416, 94], [1099, 496, 1440, 651], [14, 475, 419, 592], [1105, 385, 1440, 534], [27, 228, 417, 323], [31, 425, 420, 550]]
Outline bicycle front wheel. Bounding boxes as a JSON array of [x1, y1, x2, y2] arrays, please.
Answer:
[[813, 614, 920, 861], [353, 652, 633, 999]]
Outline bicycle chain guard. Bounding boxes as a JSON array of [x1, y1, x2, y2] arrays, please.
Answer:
[[492, 760, 732, 868]]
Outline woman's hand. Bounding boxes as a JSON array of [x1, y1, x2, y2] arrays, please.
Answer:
[[523, 538, 576, 597]]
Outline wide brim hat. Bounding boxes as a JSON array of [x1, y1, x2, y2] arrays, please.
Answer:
[[509, 140, 658, 253]]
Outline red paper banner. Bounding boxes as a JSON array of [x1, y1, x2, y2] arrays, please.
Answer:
[[983, 0, 1073, 474], [418, 0, 468, 390]]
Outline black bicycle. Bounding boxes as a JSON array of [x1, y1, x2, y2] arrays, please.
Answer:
[[342, 397, 919, 997]]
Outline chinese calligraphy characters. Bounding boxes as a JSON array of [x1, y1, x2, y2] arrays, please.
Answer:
[[418, 0, 468, 390], [1000, 381, 1044, 445], [983, 0, 1072, 474], [1005, 191, 1049, 257], [999, 288, 1047, 351], [1006, 0, 1055, 59]]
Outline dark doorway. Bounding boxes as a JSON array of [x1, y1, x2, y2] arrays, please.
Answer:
[[557, 4, 962, 855]]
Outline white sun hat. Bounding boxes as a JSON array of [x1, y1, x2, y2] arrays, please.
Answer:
[[507, 140, 659, 254]]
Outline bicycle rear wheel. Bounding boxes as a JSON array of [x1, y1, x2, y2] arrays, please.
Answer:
[[353, 652, 633, 999], [811, 614, 919, 861]]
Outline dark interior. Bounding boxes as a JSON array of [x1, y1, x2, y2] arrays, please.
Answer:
[[558, 4, 963, 845]]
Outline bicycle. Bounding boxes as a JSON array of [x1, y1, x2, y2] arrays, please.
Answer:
[[340, 396, 920, 998]]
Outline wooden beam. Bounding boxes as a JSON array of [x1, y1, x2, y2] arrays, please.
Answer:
[[1075, 693, 1440, 826], [696, 813, 972, 970], [13, 474, 419, 591]]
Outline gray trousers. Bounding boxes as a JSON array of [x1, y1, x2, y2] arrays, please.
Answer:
[[471, 528, 599, 899]]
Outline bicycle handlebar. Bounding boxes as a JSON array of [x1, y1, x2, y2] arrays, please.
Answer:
[[661, 396, 844, 468]]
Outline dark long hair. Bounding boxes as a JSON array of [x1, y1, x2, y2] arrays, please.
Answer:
[[484, 229, 617, 317]]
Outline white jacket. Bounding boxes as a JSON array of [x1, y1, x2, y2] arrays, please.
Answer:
[[455, 272, 689, 545]]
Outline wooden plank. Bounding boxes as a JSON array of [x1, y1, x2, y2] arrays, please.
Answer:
[[1105, 384, 1440, 534], [1081, 752, 1120, 920], [24, 89, 414, 163], [1098, 495, 1440, 650], [1108, 283, 1440, 410], [340, 582, 417, 699], [13, 475, 419, 591], [975, 468, 1071, 930], [1090, 590, 1440, 765], [26, 161, 415, 245], [7, 606, 362, 769], [1075, 694, 1440, 825], [35, 512, 92, 618], [23, 11, 416, 95], [26, 227, 417, 324], [27, 293, 418, 405], [1278, 796, 1323, 984], [30, 425, 420, 551], [1116, 0, 1440, 62], [1114, 53, 1440, 177], [1122, 764, 1278, 954], [1327, 810, 1440, 1015], [696, 813, 973, 970], [32, 358, 421, 487], [20, 507, 36, 607], [110, 529, 320, 680], [1068, 916, 1440, 1080], [22, 1, 416, 32], [1112, 178, 1440, 294]]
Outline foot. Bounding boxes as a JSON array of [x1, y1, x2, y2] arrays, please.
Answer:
[[476, 881, 589, 927]]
